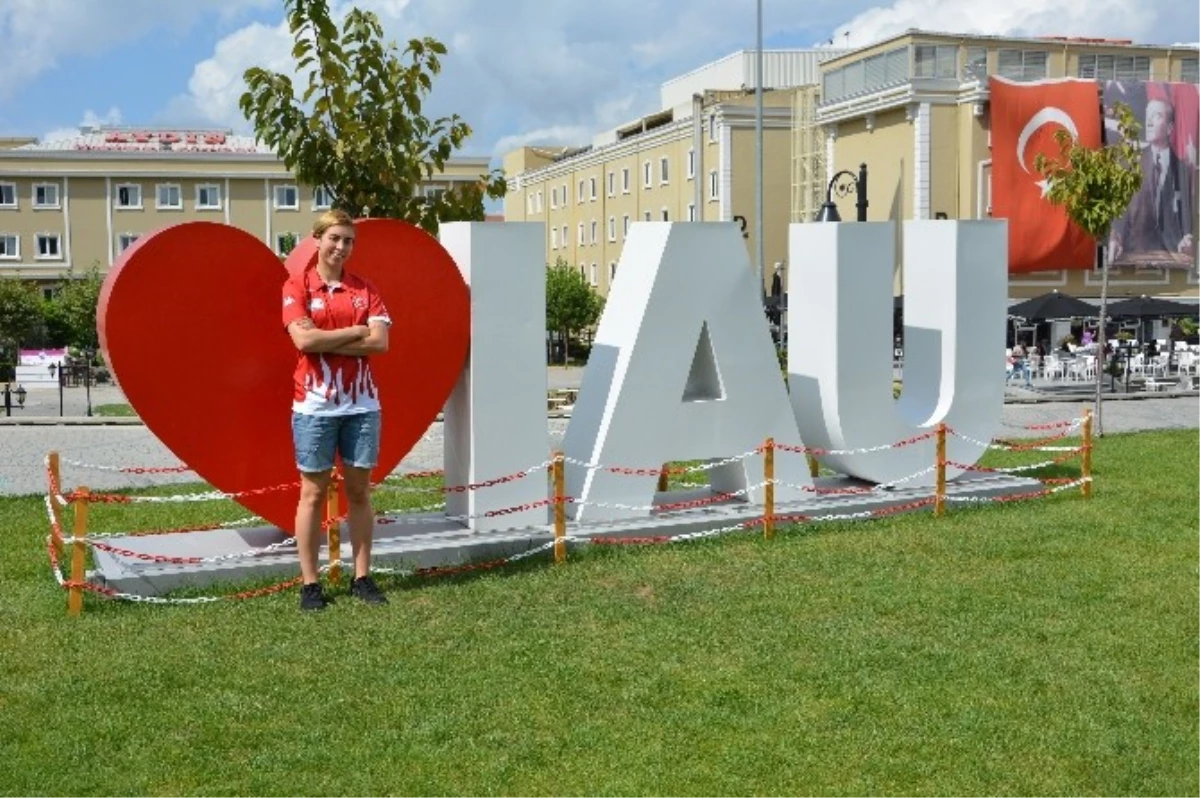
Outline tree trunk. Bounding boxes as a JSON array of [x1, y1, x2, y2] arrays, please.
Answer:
[[562, 328, 570, 365], [1093, 246, 1110, 437]]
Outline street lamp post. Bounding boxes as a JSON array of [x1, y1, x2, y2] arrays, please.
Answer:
[[816, 163, 869, 222]]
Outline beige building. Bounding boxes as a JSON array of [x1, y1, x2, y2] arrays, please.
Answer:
[[504, 35, 1200, 302], [819, 30, 1199, 300], [503, 50, 843, 296], [0, 126, 491, 292]]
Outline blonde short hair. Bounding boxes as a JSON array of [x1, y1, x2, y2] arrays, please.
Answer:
[[312, 209, 355, 238]]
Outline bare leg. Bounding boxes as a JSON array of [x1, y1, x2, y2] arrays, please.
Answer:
[[295, 470, 332, 584], [342, 465, 375, 579]]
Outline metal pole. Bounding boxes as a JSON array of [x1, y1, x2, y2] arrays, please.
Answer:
[[754, 0, 765, 304], [58, 366, 64, 417], [85, 359, 92, 417], [3, 382, 10, 417]]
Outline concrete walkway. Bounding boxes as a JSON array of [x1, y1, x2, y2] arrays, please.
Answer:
[[1, 371, 1195, 497]]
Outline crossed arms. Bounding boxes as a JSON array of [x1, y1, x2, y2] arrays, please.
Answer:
[[287, 318, 389, 356]]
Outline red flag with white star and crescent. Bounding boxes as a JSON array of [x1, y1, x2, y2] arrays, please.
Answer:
[[989, 76, 1102, 273]]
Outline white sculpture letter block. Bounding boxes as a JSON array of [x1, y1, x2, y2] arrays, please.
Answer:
[[787, 220, 1007, 485], [441, 222, 548, 531], [564, 222, 811, 522]]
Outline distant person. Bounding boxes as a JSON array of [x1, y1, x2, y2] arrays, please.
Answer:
[[1007, 343, 1032, 388], [1110, 96, 1196, 266], [281, 209, 391, 611]]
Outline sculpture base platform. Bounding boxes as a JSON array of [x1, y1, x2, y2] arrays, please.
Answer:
[[89, 472, 1045, 597]]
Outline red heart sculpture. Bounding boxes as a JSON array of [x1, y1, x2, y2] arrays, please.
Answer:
[[98, 220, 469, 533]]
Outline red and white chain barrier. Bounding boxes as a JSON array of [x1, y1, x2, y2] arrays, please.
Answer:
[[43, 412, 1093, 611]]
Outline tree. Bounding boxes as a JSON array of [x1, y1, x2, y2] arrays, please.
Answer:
[[1035, 101, 1142, 436], [43, 264, 104, 353], [546, 258, 604, 365], [239, 0, 505, 235], [0, 278, 44, 380]]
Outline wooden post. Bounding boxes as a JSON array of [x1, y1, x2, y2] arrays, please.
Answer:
[[69, 487, 88, 617], [553, 452, 567, 563], [764, 438, 776, 540], [934, 423, 947, 517], [326, 476, 341, 586], [47, 451, 65, 559], [656, 463, 669, 493], [1082, 408, 1093, 499]]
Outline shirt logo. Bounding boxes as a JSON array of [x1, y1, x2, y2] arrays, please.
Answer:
[[352, 296, 368, 309], [309, 298, 325, 311]]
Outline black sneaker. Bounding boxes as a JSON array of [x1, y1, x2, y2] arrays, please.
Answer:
[[299, 582, 332, 611], [350, 575, 388, 605]]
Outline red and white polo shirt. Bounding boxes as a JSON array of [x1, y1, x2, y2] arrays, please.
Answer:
[[281, 267, 391, 416]]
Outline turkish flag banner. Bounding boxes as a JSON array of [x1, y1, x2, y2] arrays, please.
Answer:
[[989, 76, 1102, 273]]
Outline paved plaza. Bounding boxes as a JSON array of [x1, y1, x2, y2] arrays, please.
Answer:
[[0, 369, 1196, 497]]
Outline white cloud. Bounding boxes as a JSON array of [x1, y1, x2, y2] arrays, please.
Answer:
[[40, 107, 123, 142], [0, 0, 274, 101]]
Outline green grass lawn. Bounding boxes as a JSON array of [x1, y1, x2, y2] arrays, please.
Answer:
[[92, 402, 137, 417], [1, 430, 1196, 796]]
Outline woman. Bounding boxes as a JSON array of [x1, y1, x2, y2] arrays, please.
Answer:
[[281, 209, 391, 610]]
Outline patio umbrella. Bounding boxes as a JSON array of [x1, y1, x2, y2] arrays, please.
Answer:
[[1006, 290, 1098, 321], [1104, 295, 1197, 319]]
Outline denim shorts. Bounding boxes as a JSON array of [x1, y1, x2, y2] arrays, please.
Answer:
[[291, 411, 381, 473]]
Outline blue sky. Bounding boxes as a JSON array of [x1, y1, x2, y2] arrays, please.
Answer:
[[2, 0, 1196, 166]]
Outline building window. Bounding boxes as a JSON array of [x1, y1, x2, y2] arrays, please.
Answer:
[[590, 219, 597, 244], [621, 168, 630, 194], [1077, 54, 1151, 81], [579, 263, 586, 280], [964, 47, 988, 81], [115, 183, 142, 209], [550, 187, 558, 209], [708, 170, 719, 200], [1183, 58, 1199, 84], [659, 156, 670, 185], [312, 186, 333, 209], [527, 194, 535, 214], [643, 210, 652, 222], [578, 180, 585, 203], [643, 160, 652, 188], [622, 215, 630, 238], [913, 44, 958, 79], [607, 216, 616, 242], [550, 227, 559, 249], [607, 172, 615, 197], [687, 203, 696, 221], [661, 207, 669, 221], [589, 177, 597, 200], [537, 190, 544, 212], [0, 183, 15, 208], [997, 49, 1048, 81], [609, 262, 617, 282], [156, 184, 182, 210], [275, 184, 299, 210], [0, 233, 19, 259], [590, 263, 598, 286], [33, 183, 60, 209], [35, 233, 62, 260], [117, 233, 140, 253], [577, 222, 585, 245], [196, 184, 222, 210], [687, 148, 695, 179], [561, 183, 568, 204], [561, 225, 568, 246], [822, 45, 909, 104], [708, 113, 718, 142]]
